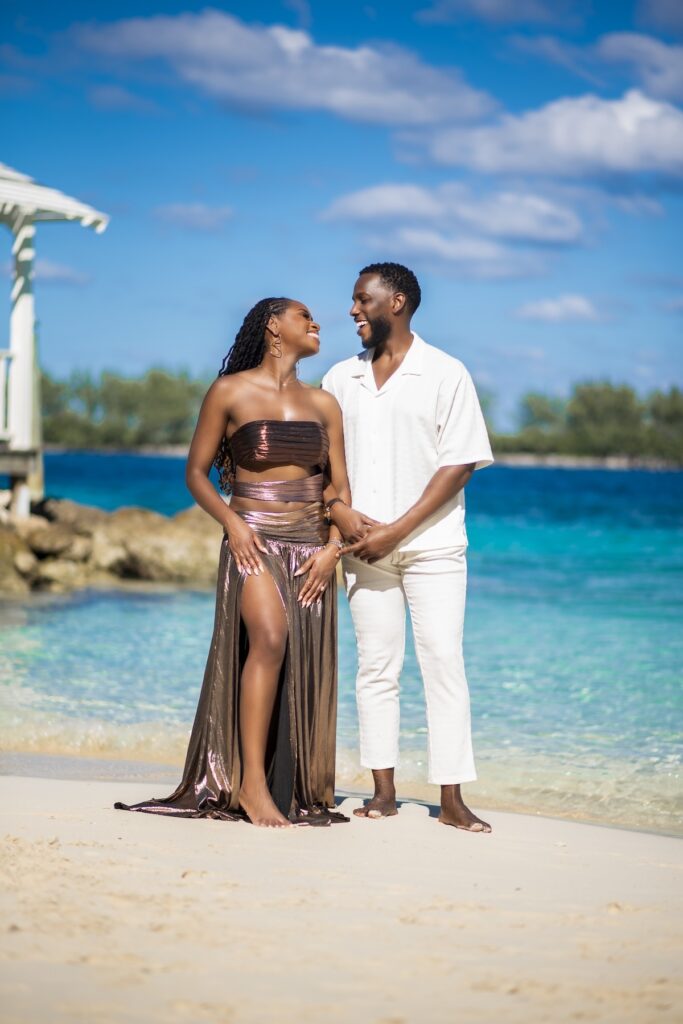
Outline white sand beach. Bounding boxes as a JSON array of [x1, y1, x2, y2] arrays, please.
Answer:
[[1, 774, 681, 1024]]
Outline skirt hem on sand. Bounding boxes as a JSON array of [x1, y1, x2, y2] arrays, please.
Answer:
[[115, 502, 348, 827]]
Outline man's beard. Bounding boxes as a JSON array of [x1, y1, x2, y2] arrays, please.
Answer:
[[362, 314, 391, 349]]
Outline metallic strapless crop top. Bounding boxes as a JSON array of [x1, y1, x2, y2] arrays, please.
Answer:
[[229, 420, 329, 503]]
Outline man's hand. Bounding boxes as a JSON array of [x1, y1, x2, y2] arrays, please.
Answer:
[[342, 523, 402, 563]]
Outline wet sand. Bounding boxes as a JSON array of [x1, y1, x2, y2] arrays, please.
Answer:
[[1, 775, 681, 1023]]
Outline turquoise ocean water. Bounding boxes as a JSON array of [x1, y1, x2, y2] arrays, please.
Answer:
[[1, 453, 681, 833]]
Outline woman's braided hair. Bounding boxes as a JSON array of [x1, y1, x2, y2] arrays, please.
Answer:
[[213, 297, 291, 493]]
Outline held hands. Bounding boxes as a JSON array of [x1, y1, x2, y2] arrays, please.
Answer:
[[331, 503, 379, 543], [294, 544, 340, 607], [342, 523, 402, 563], [225, 518, 268, 575]]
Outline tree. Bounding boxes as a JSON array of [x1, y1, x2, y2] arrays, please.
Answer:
[[565, 383, 644, 456], [40, 371, 69, 419], [68, 370, 101, 421], [518, 393, 566, 432], [134, 370, 204, 445], [645, 387, 683, 461], [98, 373, 142, 446]]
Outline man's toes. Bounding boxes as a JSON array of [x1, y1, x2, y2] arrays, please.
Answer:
[[353, 806, 369, 817], [463, 820, 492, 833]]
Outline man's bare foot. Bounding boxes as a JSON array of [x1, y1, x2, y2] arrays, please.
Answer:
[[239, 781, 291, 828], [439, 784, 491, 833], [353, 767, 398, 818], [353, 793, 398, 818]]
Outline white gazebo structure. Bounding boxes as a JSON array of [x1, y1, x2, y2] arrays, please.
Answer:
[[0, 162, 108, 517]]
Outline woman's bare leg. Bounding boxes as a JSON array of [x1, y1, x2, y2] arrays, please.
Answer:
[[238, 569, 291, 827]]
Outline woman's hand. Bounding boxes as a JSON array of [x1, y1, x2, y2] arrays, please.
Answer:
[[294, 545, 340, 607], [331, 503, 379, 543], [225, 517, 268, 575]]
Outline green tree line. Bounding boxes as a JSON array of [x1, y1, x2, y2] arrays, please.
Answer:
[[490, 384, 682, 463], [41, 370, 683, 463], [42, 369, 208, 448]]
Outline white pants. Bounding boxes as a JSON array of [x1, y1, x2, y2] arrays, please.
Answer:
[[343, 546, 476, 785]]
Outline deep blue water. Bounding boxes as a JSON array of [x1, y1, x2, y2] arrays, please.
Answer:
[[32, 451, 683, 528], [1, 453, 681, 829]]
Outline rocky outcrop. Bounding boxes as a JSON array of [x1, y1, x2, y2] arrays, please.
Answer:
[[0, 500, 224, 595], [122, 507, 223, 585], [0, 525, 32, 595]]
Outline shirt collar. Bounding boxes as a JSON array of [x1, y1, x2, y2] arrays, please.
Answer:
[[350, 332, 425, 379]]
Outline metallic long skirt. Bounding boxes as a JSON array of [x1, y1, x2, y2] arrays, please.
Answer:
[[115, 502, 347, 825]]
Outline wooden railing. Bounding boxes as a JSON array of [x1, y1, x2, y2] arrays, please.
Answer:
[[0, 349, 12, 442]]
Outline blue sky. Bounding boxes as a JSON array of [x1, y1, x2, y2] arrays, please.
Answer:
[[2, 0, 682, 427]]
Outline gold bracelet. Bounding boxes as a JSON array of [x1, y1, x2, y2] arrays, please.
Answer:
[[325, 498, 346, 519]]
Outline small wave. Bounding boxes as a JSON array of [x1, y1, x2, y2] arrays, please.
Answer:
[[2, 705, 680, 835], [0, 704, 190, 766]]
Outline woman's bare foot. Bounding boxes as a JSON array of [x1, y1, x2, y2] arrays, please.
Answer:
[[439, 784, 491, 833], [353, 768, 398, 818], [239, 781, 291, 828]]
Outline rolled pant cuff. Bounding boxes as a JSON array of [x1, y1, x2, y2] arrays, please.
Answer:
[[428, 772, 478, 785], [360, 759, 399, 771]]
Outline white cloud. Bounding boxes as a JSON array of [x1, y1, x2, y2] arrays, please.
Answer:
[[323, 182, 583, 242], [283, 0, 312, 30], [73, 10, 492, 126], [416, 0, 573, 25], [596, 33, 683, 101], [2, 258, 90, 285], [510, 35, 605, 86], [324, 184, 444, 221], [446, 189, 583, 240], [88, 84, 159, 113], [376, 227, 547, 278], [610, 193, 664, 215], [511, 32, 683, 101], [515, 293, 601, 321], [37, 259, 90, 286], [428, 90, 683, 178], [638, 0, 683, 34], [36, 260, 90, 284], [153, 203, 234, 231]]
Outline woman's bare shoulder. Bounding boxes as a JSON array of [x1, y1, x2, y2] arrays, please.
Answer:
[[303, 383, 341, 421], [206, 370, 257, 399]]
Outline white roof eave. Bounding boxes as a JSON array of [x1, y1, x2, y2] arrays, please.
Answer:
[[0, 163, 109, 234]]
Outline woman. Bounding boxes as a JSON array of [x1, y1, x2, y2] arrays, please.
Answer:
[[116, 297, 370, 827]]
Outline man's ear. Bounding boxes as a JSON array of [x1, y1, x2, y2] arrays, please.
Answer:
[[392, 292, 407, 315]]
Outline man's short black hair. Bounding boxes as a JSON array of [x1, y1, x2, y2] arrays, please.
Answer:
[[359, 261, 421, 315]]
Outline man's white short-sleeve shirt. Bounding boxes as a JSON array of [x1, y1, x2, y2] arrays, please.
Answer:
[[322, 332, 493, 551]]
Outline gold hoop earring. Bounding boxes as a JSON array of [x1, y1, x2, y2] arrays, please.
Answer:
[[269, 335, 282, 358]]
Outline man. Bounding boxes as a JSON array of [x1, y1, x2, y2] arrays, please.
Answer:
[[322, 262, 493, 832]]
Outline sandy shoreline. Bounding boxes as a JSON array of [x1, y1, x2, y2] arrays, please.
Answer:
[[1, 747, 680, 838], [1, 774, 681, 1024]]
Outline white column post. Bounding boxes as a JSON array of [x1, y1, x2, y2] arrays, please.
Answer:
[[31, 318, 45, 501], [8, 212, 42, 515]]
